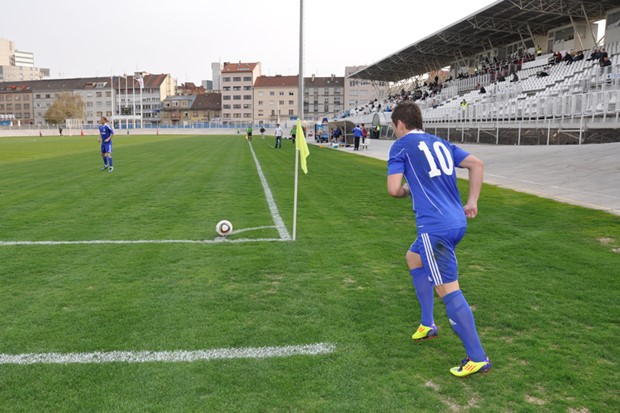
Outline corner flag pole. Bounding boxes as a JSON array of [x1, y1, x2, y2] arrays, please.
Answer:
[[293, 0, 304, 241]]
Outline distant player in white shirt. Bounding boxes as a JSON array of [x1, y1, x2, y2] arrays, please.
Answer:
[[98, 116, 115, 172]]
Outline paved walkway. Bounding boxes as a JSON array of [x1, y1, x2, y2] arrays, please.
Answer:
[[310, 139, 620, 216]]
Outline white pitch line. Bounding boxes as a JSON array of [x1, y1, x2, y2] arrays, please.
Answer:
[[247, 142, 292, 240], [0, 343, 336, 365], [0, 237, 288, 246]]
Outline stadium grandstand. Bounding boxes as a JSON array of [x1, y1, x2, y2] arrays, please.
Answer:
[[342, 0, 620, 145]]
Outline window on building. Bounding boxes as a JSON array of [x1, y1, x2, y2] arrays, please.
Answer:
[[233, 76, 241, 81], [270, 91, 275, 96], [243, 77, 251, 81], [243, 104, 251, 109], [279, 100, 284, 105], [223, 96, 231, 100], [233, 104, 241, 109], [289, 92, 294, 96], [279, 91, 284, 96], [243, 113, 251, 118], [96, 92, 102, 97], [258, 100, 263, 105], [288, 109, 294, 115], [233, 95, 241, 100], [223, 86, 231, 91], [288, 100, 294, 105], [244, 86, 252, 90], [223, 104, 231, 109], [223, 77, 231, 82], [233, 86, 241, 91], [244, 95, 251, 100]]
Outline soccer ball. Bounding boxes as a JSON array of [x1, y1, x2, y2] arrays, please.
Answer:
[[215, 220, 233, 237]]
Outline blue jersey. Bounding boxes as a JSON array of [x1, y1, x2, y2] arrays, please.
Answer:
[[388, 131, 470, 232], [99, 123, 114, 141]]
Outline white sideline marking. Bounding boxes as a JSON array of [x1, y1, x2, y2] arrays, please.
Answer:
[[0, 238, 287, 246], [0, 343, 336, 365], [0, 226, 287, 246], [247, 142, 291, 240]]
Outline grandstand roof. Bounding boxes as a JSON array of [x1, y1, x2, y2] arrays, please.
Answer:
[[350, 0, 618, 82]]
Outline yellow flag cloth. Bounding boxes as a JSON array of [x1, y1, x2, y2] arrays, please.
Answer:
[[296, 119, 310, 174]]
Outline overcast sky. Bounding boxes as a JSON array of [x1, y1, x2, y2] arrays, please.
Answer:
[[3, 0, 498, 83]]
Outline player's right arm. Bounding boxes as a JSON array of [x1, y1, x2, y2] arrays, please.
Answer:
[[387, 173, 410, 198]]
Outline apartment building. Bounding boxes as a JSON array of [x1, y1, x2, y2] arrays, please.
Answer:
[[160, 93, 221, 126], [0, 38, 49, 82], [344, 65, 389, 114], [303, 75, 344, 122], [220, 62, 261, 126], [0, 73, 175, 127], [253, 75, 298, 126]]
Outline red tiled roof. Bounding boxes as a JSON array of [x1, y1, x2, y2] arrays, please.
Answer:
[[254, 75, 298, 88], [222, 62, 259, 73]]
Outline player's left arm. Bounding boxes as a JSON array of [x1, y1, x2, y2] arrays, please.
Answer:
[[105, 127, 114, 142], [458, 155, 484, 218]]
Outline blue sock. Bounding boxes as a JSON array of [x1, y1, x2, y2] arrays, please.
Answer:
[[103, 157, 108, 166], [442, 290, 486, 362], [108, 157, 113, 167], [410, 268, 434, 326]]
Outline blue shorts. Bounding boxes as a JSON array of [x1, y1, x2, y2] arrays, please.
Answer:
[[409, 227, 466, 285], [101, 143, 112, 154]]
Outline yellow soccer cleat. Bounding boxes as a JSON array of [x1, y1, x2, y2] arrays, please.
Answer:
[[450, 357, 492, 377], [411, 324, 438, 341]]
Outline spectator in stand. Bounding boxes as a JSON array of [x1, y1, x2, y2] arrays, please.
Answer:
[[510, 72, 519, 82], [536, 45, 542, 56], [477, 83, 486, 94], [537, 68, 550, 77], [573, 51, 585, 62], [564, 50, 575, 65], [600, 56, 612, 67]]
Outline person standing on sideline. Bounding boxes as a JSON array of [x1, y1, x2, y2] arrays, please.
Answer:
[[274, 124, 283, 148], [386, 101, 490, 378], [98, 116, 115, 172], [290, 125, 297, 144], [246, 126, 253, 141], [352, 124, 363, 151]]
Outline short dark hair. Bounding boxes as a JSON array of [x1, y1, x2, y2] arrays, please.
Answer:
[[391, 101, 423, 130]]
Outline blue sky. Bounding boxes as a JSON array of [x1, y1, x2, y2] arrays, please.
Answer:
[[3, 0, 498, 83]]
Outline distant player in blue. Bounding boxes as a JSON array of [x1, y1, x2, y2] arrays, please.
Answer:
[[98, 116, 114, 172], [387, 101, 490, 377]]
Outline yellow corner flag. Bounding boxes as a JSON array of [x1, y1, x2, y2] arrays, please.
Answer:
[[296, 119, 310, 174]]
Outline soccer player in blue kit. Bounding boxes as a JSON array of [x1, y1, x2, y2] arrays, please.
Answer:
[[387, 101, 490, 377], [98, 116, 115, 172]]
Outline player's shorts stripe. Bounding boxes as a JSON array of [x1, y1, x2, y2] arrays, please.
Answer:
[[421, 233, 442, 285]]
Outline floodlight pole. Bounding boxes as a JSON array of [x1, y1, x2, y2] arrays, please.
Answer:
[[293, 0, 304, 241]]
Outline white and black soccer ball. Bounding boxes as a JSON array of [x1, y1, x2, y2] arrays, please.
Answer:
[[215, 220, 233, 237]]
